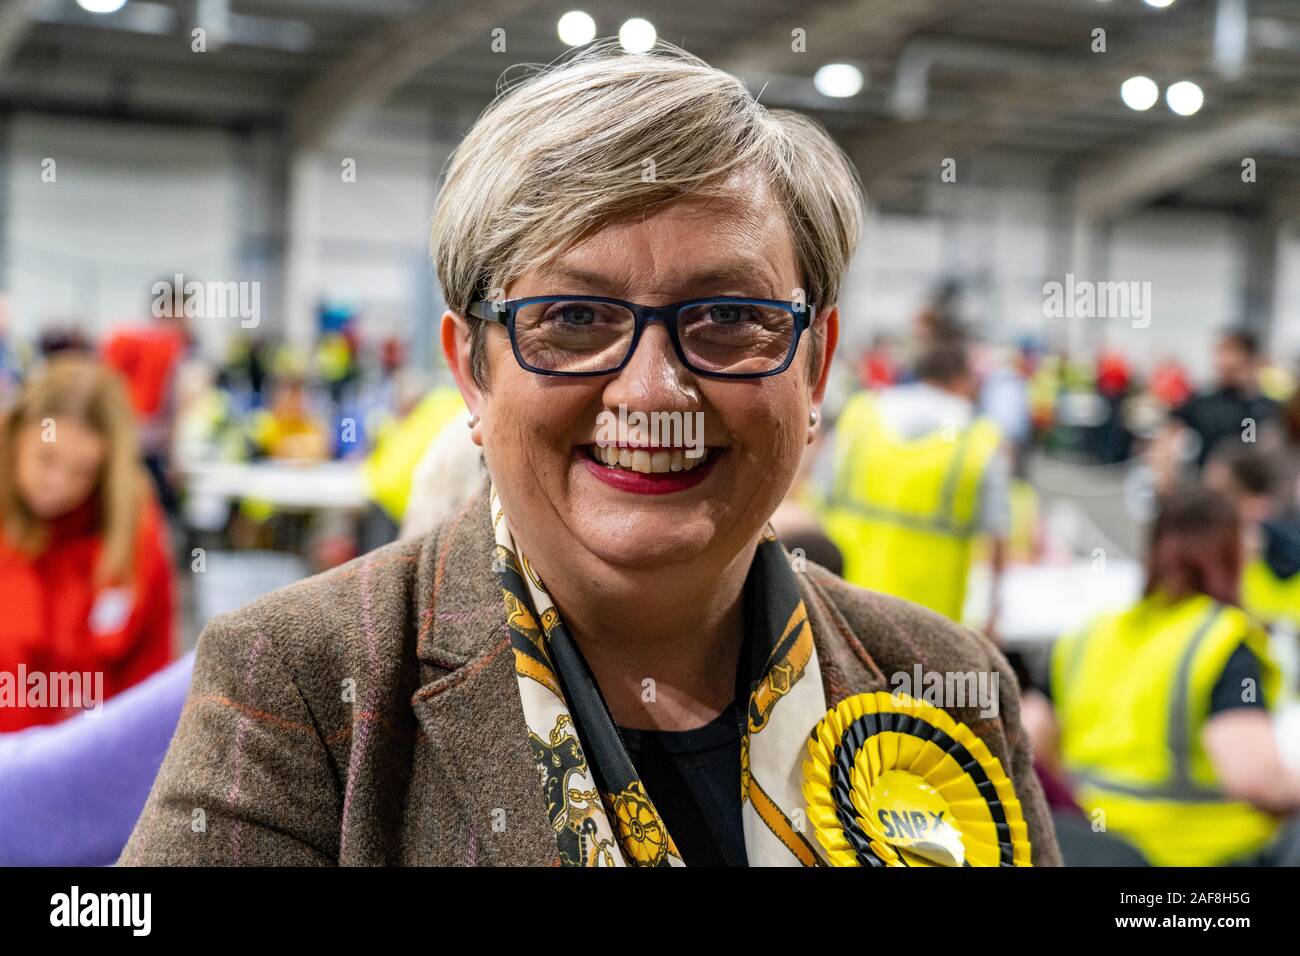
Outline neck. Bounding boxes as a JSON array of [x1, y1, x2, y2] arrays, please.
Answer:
[[519, 531, 758, 733], [45, 496, 100, 540]]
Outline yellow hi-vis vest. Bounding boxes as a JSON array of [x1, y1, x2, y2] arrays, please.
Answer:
[[1243, 557, 1300, 632], [363, 387, 466, 523], [1052, 593, 1282, 867], [821, 392, 1002, 620]]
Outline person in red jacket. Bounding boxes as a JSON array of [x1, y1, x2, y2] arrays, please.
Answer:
[[0, 355, 174, 732], [102, 283, 190, 515]]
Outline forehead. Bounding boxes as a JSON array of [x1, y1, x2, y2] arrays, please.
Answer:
[[520, 169, 800, 299], [22, 417, 103, 451]]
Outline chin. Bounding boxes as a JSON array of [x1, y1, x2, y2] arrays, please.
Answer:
[[568, 507, 722, 571], [27, 502, 65, 521]]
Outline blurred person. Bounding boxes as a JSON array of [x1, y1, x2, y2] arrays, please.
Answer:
[[333, 344, 426, 464], [315, 306, 361, 407], [121, 43, 1058, 867], [359, 385, 465, 551], [979, 344, 1031, 466], [234, 368, 331, 555], [399, 402, 486, 539], [1205, 448, 1300, 634], [855, 334, 895, 390], [220, 334, 269, 404], [977, 346, 1039, 566], [1027, 350, 1064, 436], [1152, 328, 1279, 491], [911, 280, 965, 352], [102, 280, 192, 516], [1150, 355, 1193, 410], [378, 335, 408, 383], [1271, 382, 1300, 519], [248, 374, 329, 462], [171, 360, 247, 470], [1032, 486, 1300, 866], [37, 325, 92, 359], [1258, 356, 1295, 405], [1090, 348, 1135, 464], [1095, 348, 1131, 401], [822, 341, 1010, 635], [769, 421, 843, 577], [0, 357, 175, 732]]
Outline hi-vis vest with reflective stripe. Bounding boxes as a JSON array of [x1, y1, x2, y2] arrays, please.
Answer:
[[821, 391, 1002, 620], [1052, 593, 1281, 867], [1243, 557, 1300, 632]]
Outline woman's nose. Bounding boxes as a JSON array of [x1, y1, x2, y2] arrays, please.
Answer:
[[603, 323, 699, 410]]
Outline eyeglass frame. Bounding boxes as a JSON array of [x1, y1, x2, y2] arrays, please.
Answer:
[[465, 294, 817, 379]]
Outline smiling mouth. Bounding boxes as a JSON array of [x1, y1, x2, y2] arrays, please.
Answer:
[[583, 444, 713, 474]]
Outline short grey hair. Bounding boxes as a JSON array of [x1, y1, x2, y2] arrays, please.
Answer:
[[430, 40, 865, 387]]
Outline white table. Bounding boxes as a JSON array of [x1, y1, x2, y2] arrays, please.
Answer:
[[964, 559, 1143, 645], [179, 460, 369, 519]]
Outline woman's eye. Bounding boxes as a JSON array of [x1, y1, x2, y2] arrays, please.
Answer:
[[551, 305, 596, 325], [709, 305, 748, 324]]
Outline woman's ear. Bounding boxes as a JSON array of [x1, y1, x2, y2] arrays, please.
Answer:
[[440, 310, 484, 446], [810, 305, 840, 412]]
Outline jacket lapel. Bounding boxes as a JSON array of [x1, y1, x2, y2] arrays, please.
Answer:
[[408, 483, 561, 866], [796, 563, 891, 706]]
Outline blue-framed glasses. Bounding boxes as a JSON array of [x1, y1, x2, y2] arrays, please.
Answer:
[[466, 295, 815, 379]]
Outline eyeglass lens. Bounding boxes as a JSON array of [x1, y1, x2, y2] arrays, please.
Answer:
[[511, 300, 796, 375]]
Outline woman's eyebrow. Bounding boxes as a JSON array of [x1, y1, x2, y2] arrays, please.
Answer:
[[542, 261, 780, 297], [542, 265, 627, 294], [685, 262, 779, 292]]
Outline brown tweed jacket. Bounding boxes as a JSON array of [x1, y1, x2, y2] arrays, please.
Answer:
[[120, 481, 1062, 866]]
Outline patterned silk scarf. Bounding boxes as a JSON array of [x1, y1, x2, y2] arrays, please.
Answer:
[[490, 483, 830, 866]]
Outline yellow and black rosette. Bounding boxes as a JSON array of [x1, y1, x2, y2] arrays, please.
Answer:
[[802, 691, 1033, 867]]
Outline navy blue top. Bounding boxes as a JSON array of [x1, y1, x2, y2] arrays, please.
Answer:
[[617, 699, 749, 867]]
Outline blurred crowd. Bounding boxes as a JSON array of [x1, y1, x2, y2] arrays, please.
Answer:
[[781, 287, 1300, 868], [0, 278, 1298, 867]]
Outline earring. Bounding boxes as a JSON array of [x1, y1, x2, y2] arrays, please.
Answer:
[[466, 414, 479, 428], [808, 409, 819, 428]]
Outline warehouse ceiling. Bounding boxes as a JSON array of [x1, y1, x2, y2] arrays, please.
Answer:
[[5, 0, 1300, 215]]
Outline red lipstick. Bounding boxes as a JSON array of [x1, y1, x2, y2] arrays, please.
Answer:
[[578, 446, 719, 495]]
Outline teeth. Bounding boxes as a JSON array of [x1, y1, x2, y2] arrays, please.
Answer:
[[591, 445, 710, 474]]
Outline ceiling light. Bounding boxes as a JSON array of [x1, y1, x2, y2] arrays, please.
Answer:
[[557, 11, 596, 47], [618, 18, 656, 54], [1120, 75, 1159, 111], [1166, 80, 1204, 116], [814, 63, 865, 98], [77, 0, 128, 12]]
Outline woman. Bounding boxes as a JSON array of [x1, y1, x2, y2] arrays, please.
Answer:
[[122, 43, 1058, 867], [0, 356, 174, 732], [1032, 485, 1300, 866]]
